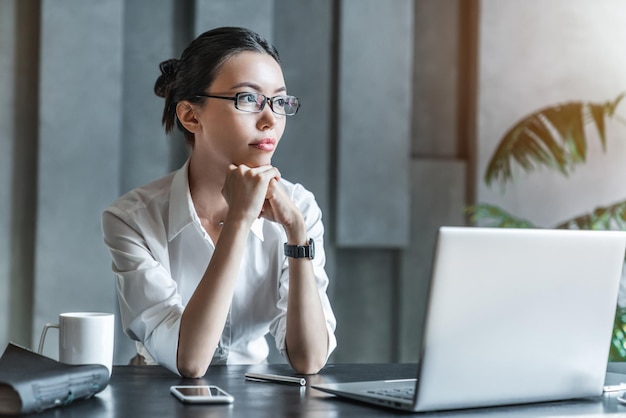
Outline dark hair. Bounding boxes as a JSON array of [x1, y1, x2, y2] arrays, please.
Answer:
[[154, 27, 281, 143]]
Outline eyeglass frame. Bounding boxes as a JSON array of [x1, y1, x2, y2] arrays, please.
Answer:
[[195, 92, 301, 116]]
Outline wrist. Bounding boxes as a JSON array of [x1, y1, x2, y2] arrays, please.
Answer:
[[284, 215, 306, 244]]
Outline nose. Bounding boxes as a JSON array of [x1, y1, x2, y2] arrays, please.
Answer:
[[257, 100, 277, 129]]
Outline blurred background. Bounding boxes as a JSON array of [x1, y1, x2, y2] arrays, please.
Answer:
[[1, 0, 625, 365]]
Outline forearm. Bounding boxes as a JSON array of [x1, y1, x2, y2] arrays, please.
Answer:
[[177, 219, 250, 377], [283, 218, 329, 374], [285, 257, 330, 374]]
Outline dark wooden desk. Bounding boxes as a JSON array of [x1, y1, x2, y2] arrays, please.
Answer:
[[17, 363, 626, 417]]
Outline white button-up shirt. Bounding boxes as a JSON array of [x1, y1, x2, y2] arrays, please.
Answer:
[[101, 160, 337, 375]]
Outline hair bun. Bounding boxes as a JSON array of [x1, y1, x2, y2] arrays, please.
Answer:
[[160, 58, 179, 76], [154, 58, 180, 98]]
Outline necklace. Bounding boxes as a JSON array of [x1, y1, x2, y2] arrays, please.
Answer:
[[195, 206, 226, 228], [200, 217, 224, 228]]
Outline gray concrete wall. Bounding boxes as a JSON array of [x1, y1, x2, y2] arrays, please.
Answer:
[[335, 0, 413, 248], [121, 0, 175, 194], [0, 0, 16, 349], [33, 0, 124, 361], [1, 0, 39, 350]]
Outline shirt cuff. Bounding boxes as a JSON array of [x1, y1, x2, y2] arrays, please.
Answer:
[[143, 314, 182, 376]]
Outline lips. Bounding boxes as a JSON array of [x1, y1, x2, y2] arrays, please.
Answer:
[[250, 138, 276, 152]]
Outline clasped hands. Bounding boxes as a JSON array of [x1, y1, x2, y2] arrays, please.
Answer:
[[221, 164, 303, 235]]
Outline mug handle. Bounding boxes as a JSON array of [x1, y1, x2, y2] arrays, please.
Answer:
[[37, 323, 59, 355]]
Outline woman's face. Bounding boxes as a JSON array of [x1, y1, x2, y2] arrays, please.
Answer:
[[194, 51, 288, 168]]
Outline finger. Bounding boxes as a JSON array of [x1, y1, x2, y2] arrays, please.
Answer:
[[247, 165, 276, 176], [229, 163, 252, 175], [265, 178, 279, 199], [260, 200, 275, 222], [241, 167, 281, 190], [260, 166, 281, 182]]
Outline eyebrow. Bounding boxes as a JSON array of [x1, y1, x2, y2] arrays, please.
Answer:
[[230, 82, 287, 94]]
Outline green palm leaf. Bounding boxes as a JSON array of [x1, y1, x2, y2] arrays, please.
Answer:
[[468, 199, 626, 232], [555, 199, 626, 231], [465, 204, 536, 228], [485, 93, 624, 186]]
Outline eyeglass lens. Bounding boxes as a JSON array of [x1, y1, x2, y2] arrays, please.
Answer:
[[236, 93, 300, 115]]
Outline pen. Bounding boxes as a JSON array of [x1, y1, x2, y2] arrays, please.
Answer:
[[244, 372, 307, 386], [604, 382, 626, 392]]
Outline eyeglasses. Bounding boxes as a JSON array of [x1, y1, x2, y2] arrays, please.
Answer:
[[196, 92, 301, 116]]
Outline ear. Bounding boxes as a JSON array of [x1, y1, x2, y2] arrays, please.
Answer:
[[176, 101, 201, 133]]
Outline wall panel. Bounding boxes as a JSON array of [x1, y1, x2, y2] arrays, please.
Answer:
[[413, 0, 460, 157], [333, 249, 396, 362], [0, 0, 16, 352], [399, 159, 467, 362], [195, 0, 273, 39], [121, 0, 176, 194], [33, 0, 124, 361], [336, 0, 413, 247]]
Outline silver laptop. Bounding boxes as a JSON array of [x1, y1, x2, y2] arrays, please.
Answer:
[[313, 226, 626, 412]]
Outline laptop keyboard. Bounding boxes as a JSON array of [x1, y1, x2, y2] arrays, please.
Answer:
[[367, 387, 415, 400]]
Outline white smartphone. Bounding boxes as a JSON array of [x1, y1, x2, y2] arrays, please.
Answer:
[[170, 385, 234, 404]]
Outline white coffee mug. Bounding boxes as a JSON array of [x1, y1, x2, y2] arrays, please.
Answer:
[[38, 312, 115, 376]]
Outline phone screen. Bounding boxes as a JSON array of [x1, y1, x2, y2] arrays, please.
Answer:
[[175, 386, 222, 397]]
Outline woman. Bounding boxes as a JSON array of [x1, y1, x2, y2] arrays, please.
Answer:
[[102, 27, 336, 378]]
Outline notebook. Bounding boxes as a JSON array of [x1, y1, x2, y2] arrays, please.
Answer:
[[313, 226, 626, 412]]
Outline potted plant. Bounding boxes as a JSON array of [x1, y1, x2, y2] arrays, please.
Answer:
[[467, 93, 626, 360]]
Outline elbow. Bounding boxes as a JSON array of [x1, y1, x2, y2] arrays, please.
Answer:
[[176, 338, 212, 378], [178, 366, 208, 379], [290, 354, 327, 375], [285, 337, 329, 375], [293, 364, 323, 375], [177, 359, 210, 379]]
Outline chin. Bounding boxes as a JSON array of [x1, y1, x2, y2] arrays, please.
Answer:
[[240, 157, 273, 168]]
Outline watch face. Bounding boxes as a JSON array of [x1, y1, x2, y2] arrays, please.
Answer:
[[308, 238, 315, 259]]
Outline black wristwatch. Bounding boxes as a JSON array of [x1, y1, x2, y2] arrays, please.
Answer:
[[284, 238, 315, 259]]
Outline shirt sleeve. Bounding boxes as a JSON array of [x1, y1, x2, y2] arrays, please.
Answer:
[[102, 208, 182, 376], [268, 183, 338, 366]]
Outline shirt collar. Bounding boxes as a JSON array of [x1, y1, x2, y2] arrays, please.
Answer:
[[167, 159, 265, 242]]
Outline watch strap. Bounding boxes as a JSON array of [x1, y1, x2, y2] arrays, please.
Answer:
[[284, 238, 315, 259]]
